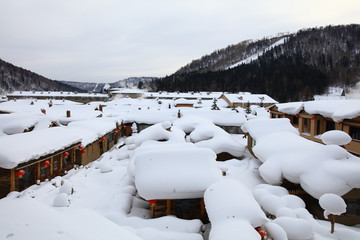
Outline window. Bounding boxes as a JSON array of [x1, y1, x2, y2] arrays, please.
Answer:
[[316, 120, 321, 135], [53, 160, 58, 171], [40, 166, 46, 177], [292, 116, 299, 125], [271, 113, 276, 118], [350, 126, 360, 141], [303, 119, 308, 128], [109, 133, 114, 142], [326, 121, 335, 131]]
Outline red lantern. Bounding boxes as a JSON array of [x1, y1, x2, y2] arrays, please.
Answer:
[[312, 116, 316, 120], [43, 160, 50, 167], [101, 137, 106, 141], [295, 114, 299, 118], [81, 150, 86, 154], [63, 152, 69, 157], [244, 132, 247, 135], [123, 126, 126, 129], [267, 110, 270, 113], [148, 199, 158, 204], [16, 170, 25, 178], [255, 227, 266, 238], [78, 145, 84, 150], [114, 131, 118, 134]]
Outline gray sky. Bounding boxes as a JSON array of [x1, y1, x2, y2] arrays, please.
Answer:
[[0, 0, 359, 83]]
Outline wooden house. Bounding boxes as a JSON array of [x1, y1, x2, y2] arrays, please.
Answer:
[[269, 102, 360, 156], [6, 91, 109, 103], [133, 147, 222, 222], [0, 127, 82, 198], [242, 118, 360, 226], [174, 98, 194, 108], [68, 119, 122, 166], [219, 93, 278, 108]]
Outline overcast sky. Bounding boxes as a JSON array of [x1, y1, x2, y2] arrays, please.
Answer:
[[0, 0, 359, 83]]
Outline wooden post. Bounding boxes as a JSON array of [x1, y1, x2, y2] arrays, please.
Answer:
[[330, 214, 335, 233], [166, 200, 171, 215], [66, 110, 71, 118], [10, 169, 15, 192]]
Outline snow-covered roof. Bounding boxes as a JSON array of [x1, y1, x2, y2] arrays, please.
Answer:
[[7, 91, 108, 98], [173, 98, 194, 105], [222, 93, 278, 104], [134, 147, 222, 200], [0, 113, 56, 135], [241, 118, 299, 141], [111, 89, 145, 94], [276, 100, 360, 122], [0, 127, 84, 169], [144, 91, 223, 100], [67, 118, 117, 146], [245, 118, 360, 199]]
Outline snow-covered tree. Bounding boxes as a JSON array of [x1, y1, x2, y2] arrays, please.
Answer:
[[319, 193, 347, 233], [211, 98, 219, 110]]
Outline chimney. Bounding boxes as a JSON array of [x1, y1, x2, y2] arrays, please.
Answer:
[[41, 109, 46, 115], [66, 110, 71, 118], [99, 105, 103, 112], [177, 110, 181, 118]]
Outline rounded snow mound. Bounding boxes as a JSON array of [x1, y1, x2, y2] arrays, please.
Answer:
[[319, 193, 347, 217], [321, 130, 352, 146], [53, 193, 70, 207]]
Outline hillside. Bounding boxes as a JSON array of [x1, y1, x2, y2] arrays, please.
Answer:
[[0, 59, 81, 95], [152, 24, 360, 102]]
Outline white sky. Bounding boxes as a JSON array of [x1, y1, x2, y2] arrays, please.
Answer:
[[0, 0, 359, 83]]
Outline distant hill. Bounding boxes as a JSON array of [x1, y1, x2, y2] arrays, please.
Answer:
[[151, 24, 360, 102], [0, 58, 81, 95], [61, 77, 156, 92]]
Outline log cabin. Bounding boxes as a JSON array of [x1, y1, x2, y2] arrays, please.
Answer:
[[133, 147, 223, 222], [242, 118, 360, 226], [269, 101, 360, 156]]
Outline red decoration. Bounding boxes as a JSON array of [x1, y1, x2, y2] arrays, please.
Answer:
[[43, 161, 50, 167], [114, 131, 118, 134], [101, 137, 106, 141], [16, 170, 25, 178], [63, 152, 69, 157], [118, 128, 121, 131], [282, 113, 286, 116], [255, 227, 266, 238], [78, 145, 84, 150], [295, 114, 299, 118], [81, 150, 86, 154], [244, 132, 247, 135], [148, 200, 158, 204], [267, 110, 269, 113], [312, 116, 316, 120]]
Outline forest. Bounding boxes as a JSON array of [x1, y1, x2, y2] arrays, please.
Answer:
[[150, 25, 360, 102]]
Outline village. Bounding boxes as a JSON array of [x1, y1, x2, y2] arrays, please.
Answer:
[[0, 89, 360, 240]]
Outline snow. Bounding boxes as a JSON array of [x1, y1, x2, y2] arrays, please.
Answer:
[[204, 179, 268, 226], [241, 118, 299, 141], [245, 119, 360, 199], [134, 147, 222, 200], [53, 193, 70, 207], [1, 95, 360, 240], [321, 130, 352, 146], [227, 37, 286, 69], [276, 102, 304, 115], [276, 99, 360, 122], [319, 193, 347, 217], [273, 217, 314, 240], [0, 127, 82, 169]]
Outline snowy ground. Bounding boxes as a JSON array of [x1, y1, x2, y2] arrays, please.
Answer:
[[1, 133, 360, 240]]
